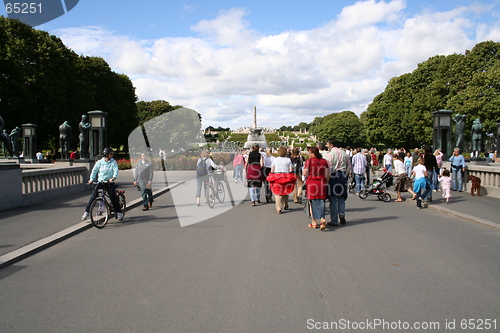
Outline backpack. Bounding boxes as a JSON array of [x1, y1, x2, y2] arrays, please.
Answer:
[[196, 158, 208, 177]]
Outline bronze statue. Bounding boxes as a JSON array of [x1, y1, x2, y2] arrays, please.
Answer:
[[0, 116, 15, 156], [452, 114, 466, 150], [79, 115, 91, 159], [9, 126, 21, 156], [59, 121, 72, 159], [471, 118, 483, 157]]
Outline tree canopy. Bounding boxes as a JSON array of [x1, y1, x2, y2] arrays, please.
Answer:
[[362, 41, 500, 148], [0, 16, 138, 152]]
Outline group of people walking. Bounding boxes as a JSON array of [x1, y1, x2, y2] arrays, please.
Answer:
[[226, 139, 351, 231]]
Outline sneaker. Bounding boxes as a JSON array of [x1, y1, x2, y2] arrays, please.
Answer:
[[328, 221, 339, 226], [339, 215, 347, 225], [82, 212, 89, 221], [116, 212, 124, 221]]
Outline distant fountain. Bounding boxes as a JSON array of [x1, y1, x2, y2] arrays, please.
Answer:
[[244, 106, 267, 149]]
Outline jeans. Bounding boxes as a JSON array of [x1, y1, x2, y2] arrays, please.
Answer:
[[406, 165, 412, 176], [249, 187, 261, 202], [354, 173, 365, 193], [310, 199, 326, 219], [423, 174, 433, 201], [195, 176, 207, 198], [451, 168, 463, 191], [137, 181, 153, 207], [329, 195, 345, 223], [385, 164, 392, 173], [234, 165, 244, 182], [85, 182, 121, 213], [432, 168, 440, 191]]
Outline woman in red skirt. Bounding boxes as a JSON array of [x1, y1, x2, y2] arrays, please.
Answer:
[[303, 146, 330, 230]]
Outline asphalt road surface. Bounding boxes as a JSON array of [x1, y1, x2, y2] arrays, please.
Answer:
[[1, 184, 499, 332]]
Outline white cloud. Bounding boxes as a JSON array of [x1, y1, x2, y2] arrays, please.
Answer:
[[52, 1, 500, 129]]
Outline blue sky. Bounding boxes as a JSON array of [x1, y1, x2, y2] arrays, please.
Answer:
[[3, 0, 500, 130]]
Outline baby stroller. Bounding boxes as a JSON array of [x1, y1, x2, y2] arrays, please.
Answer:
[[359, 171, 393, 202]]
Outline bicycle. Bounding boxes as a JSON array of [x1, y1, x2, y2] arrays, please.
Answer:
[[203, 169, 226, 208], [89, 181, 127, 228]]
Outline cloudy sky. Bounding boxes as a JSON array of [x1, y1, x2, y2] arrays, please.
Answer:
[[4, 0, 500, 130]]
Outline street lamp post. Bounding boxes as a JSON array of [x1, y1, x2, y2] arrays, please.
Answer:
[[88, 110, 108, 159], [22, 123, 37, 162], [432, 110, 453, 160]]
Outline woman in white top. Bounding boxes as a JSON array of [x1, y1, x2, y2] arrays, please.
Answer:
[[270, 146, 293, 213]]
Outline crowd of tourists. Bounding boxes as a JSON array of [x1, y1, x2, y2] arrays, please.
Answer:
[[195, 140, 481, 230]]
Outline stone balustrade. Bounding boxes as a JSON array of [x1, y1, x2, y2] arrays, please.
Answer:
[[0, 163, 89, 211]]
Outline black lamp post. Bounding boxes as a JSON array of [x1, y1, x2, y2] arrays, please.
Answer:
[[88, 110, 108, 159], [432, 110, 453, 160], [22, 123, 37, 162]]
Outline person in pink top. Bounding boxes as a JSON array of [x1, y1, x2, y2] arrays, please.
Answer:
[[233, 150, 245, 183], [438, 169, 452, 204]]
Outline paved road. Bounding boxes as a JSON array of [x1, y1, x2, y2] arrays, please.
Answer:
[[0, 180, 499, 332]]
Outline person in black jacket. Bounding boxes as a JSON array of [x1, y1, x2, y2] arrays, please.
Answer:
[[134, 153, 154, 211], [422, 145, 439, 203]]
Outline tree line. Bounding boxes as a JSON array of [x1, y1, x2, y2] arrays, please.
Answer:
[[0, 16, 137, 152], [299, 41, 500, 150]]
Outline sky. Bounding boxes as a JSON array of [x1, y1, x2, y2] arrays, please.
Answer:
[[3, 0, 500, 130]]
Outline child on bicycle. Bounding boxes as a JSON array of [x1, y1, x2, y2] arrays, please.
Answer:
[[82, 147, 123, 221]]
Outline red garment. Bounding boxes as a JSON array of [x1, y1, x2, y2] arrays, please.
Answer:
[[246, 164, 263, 180], [305, 157, 328, 199], [266, 172, 297, 196]]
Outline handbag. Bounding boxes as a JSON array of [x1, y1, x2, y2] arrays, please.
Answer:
[[302, 199, 312, 219]]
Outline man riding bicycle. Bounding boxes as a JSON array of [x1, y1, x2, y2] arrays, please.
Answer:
[[82, 147, 123, 221]]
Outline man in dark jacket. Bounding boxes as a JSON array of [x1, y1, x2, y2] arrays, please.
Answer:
[[422, 145, 439, 203]]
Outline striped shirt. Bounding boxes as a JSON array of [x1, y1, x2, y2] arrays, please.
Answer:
[[351, 152, 366, 175]]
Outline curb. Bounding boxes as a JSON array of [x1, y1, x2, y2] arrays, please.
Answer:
[[0, 182, 184, 269]]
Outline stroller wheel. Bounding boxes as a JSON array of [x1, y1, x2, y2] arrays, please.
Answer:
[[359, 190, 368, 199], [381, 193, 391, 202]]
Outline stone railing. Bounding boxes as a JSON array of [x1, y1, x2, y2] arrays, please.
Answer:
[[21, 166, 84, 193], [0, 163, 89, 211]]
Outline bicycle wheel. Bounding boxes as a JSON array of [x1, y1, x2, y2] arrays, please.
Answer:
[[118, 193, 127, 218], [216, 182, 225, 203], [206, 185, 216, 208], [90, 198, 110, 228], [359, 190, 368, 199]]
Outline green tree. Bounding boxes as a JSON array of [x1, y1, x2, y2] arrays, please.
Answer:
[[311, 111, 365, 147]]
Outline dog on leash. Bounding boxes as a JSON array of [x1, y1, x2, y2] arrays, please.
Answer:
[[467, 175, 481, 196]]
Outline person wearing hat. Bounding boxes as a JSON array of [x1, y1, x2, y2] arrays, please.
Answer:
[[82, 147, 123, 221]]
